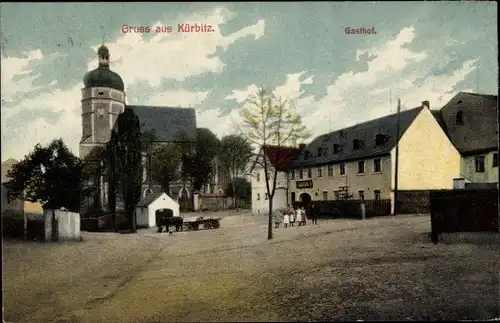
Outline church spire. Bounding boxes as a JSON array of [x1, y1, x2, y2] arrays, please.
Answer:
[[98, 26, 109, 69], [97, 45, 110, 69]]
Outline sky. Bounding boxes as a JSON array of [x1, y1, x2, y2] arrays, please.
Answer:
[[1, 2, 497, 161]]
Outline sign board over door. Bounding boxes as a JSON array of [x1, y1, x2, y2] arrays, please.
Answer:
[[296, 180, 313, 189]]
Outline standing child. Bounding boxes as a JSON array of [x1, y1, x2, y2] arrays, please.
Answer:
[[283, 210, 290, 228], [289, 205, 296, 227], [296, 206, 302, 226]]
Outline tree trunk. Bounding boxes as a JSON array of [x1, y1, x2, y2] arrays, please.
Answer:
[[232, 181, 238, 212], [267, 198, 273, 240]]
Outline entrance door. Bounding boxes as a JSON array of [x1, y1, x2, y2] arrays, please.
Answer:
[[299, 193, 312, 204]]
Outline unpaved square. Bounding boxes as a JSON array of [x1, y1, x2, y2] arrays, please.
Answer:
[[3, 212, 499, 322]]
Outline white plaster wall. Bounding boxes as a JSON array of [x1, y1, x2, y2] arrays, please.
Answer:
[[44, 209, 81, 242], [135, 193, 181, 228], [251, 165, 288, 215]]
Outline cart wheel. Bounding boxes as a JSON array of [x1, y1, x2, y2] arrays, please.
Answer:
[[193, 224, 199, 230], [213, 221, 220, 229]]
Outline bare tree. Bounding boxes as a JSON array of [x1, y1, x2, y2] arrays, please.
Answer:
[[237, 87, 310, 239]]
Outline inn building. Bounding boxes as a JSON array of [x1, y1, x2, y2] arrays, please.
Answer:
[[288, 101, 461, 213]]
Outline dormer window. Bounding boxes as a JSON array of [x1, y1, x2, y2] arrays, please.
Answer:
[[456, 111, 464, 125], [375, 134, 388, 146], [317, 147, 327, 157], [333, 144, 342, 154], [304, 151, 311, 160], [353, 139, 363, 150]]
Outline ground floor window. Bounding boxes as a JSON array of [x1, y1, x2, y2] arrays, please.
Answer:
[[322, 191, 328, 201], [358, 190, 365, 201], [374, 190, 381, 201], [291, 192, 296, 202]]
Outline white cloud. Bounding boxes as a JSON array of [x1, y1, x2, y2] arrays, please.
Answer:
[[224, 84, 260, 103], [225, 72, 314, 105], [1, 49, 43, 102], [90, 8, 265, 89], [224, 26, 480, 144], [1, 20, 484, 161], [2, 7, 265, 160], [1, 85, 82, 160], [196, 107, 243, 140], [302, 26, 477, 138]]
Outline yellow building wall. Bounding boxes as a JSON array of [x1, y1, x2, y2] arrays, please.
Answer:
[[24, 201, 43, 215], [289, 155, 392, 201], [461, 152, 499, 183], [391, 108, 461, 190]]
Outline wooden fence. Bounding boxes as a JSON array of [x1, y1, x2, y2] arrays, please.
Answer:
[[430, 189, 499, 238], [293, 199, 391, 219]]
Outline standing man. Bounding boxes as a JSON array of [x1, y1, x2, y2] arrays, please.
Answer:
[[310, 204, 318, 225]]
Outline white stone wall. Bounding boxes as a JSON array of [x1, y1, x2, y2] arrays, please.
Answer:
[[44, 209, 81, 242]]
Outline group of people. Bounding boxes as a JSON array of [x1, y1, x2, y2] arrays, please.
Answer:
[[273, 204, 318, 228]]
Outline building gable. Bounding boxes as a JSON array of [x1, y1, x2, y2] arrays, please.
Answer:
[[436, 92, 498, 155]]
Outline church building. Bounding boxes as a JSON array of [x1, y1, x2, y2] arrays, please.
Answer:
[[79, 44, 198, 215]]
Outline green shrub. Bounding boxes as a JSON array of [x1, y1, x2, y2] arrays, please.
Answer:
[[2, 215, 45, 240], [2, 215, 25, 238]]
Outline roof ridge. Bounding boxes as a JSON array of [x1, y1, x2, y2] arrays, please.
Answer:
[[324, 106, 423, 136]]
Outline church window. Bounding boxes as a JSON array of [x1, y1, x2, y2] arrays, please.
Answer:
[[97, 107, 105, 119]]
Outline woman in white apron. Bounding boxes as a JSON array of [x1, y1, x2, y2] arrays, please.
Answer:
[[296, 207, 302, 226]]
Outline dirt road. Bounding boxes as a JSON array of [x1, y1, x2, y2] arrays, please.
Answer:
[[3, 213, 499, 322]]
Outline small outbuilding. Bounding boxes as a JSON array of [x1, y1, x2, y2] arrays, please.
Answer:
[[135, 192, 180, 228]]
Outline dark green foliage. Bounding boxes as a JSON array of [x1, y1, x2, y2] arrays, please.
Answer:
[[225, 177, 251, 202], [219, 135, 253, 178], [6, 138, 82, 212], [150, 144, 181, 194], [219, 135, 253, 210], [180, 128, 220, 191], [111, 108, 143, 231]]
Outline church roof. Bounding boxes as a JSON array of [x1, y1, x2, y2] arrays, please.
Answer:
[[128, 106, 197, 143]]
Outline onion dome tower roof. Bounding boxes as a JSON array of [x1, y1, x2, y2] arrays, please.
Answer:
[[83, 45, 124, 91]]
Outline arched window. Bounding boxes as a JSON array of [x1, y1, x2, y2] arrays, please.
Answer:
[[455, 111, 464, 125]]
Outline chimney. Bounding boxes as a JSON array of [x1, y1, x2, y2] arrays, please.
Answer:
[[422, 100, 430, 109], [298, 143, 306, 150]]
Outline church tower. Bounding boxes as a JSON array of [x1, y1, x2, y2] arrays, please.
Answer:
[[80, 45, 126, 216], [80, 45, 126, 160]]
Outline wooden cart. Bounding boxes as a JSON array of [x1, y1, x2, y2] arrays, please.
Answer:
[[183, 216, 221, 231]]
